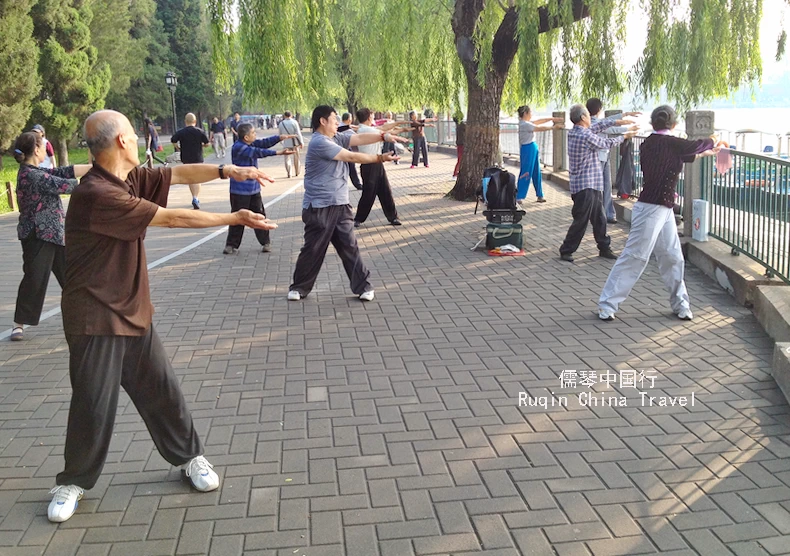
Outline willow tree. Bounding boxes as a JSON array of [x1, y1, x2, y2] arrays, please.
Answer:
[[210, 0, 764, 200], [208, 0, 460, 114]]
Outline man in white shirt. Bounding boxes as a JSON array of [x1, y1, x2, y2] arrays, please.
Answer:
[[277, 111, 304, 178], [353, 108, 408, 227]]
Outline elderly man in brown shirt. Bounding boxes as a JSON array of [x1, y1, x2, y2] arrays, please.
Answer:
[[48, 110, 277, 523]]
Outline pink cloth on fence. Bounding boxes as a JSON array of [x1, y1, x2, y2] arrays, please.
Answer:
[[716, 148, 733, 174]]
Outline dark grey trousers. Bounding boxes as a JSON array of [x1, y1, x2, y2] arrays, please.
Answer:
[[559, 188, 611, 256], [57, 326, 202, 489], [290, 204, 373, 296]]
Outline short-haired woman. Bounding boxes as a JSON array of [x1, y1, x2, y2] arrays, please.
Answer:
[[516, 106, 563, 204], [598, 105, 720, 322], [9, 132, 91, 341]]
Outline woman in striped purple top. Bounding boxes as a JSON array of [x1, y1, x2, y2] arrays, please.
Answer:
[[598, 105, 719, 322]]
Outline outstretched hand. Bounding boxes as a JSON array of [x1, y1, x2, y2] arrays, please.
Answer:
[[228, 165, 275, 185], [235, 209, 277, 230], [279, 134, 297, 141], [388, 134, 410, 144], [382, 153, 400, 162]]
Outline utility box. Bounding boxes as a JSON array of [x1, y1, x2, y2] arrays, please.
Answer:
[[692, 199, 710, 242]]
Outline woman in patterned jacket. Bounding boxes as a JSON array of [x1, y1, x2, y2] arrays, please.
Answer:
[[10, 132, 91, 341]]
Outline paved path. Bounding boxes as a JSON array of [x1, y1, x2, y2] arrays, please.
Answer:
[[0, 143, 789, 555]]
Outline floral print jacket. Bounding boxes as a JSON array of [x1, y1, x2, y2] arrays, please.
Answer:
[[16, 164, 78, 246]]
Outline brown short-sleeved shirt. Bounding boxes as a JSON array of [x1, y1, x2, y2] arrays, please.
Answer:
[[62, 165, 172, 336], [411, 120, 427, 139]]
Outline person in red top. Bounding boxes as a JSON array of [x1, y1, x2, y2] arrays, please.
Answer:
[[47, 109, 277, 523], [598, 105, 720, 322]]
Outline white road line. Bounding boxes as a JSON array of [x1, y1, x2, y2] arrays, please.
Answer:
[[0, 181, 302, 341]]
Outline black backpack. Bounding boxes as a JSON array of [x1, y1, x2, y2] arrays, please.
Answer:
[[477, 167, 516, 210]]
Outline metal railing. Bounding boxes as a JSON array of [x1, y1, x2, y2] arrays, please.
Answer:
[[427, 120, 554, 167], [701, 151, 790, 282]]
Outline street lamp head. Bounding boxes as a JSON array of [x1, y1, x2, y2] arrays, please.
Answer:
[[165, 71, 177, 90]]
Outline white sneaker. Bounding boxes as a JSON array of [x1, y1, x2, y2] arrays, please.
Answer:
[[676, 308, 693, 321], [183, 456, 219, 492], [48, 485, 84, 523], [598, 310, 615, 321], [359, 290, 375, 302], [287, 290, 301, 301]]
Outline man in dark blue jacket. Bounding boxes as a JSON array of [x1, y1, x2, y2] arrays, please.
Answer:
[[223, 123, 294, 254]]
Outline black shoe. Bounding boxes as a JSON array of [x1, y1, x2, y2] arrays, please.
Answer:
[[607, 218, 617, 224], [390, 219, 402, 226], [560, 253, 574, 263], [599, 249, 618, 260], [354, 221, 360, 228], [353, 183, 363, 190]]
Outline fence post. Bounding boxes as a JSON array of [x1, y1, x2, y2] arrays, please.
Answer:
[[684, 111, 715, 238], [5, 182, 16, 211], [552, 111, 566, 172], [605, 109, 622, 184]]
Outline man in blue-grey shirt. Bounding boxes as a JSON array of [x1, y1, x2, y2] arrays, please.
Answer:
[[288, 105, 407, 303]]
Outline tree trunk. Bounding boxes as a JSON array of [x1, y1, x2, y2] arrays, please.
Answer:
[[450, 75, 507, 200], [450, 1, 519, 201], [56, 137, 69, 167]]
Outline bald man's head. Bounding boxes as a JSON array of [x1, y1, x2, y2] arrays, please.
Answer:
[[84, 110, 132, 156], [84, 109, 140, 170], [185, 113, 196, 125]]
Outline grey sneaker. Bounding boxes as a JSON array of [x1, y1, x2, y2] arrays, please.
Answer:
[[261, 244, 272, 253]]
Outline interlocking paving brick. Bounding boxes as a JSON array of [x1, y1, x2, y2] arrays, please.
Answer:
[[1, 148, 789, 554]]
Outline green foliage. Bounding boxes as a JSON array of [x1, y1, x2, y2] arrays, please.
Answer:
[[215, 0, 765, 117], [90, 0, 142, 106], [0, 0, 41, 155], [636, 0, 763, 109], [29, 0, 111, 146], [157, 0, 219, 117], [210, 0, 460, 113]]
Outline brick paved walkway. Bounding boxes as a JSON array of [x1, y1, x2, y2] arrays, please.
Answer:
[[1, 145, 789, 555]]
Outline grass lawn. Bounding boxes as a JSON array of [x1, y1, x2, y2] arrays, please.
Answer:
[[0, 144, 177, 214]]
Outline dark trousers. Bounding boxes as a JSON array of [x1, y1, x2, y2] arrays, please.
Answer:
[[559, 189, 611, 256], [15, 235, 65, 325], [226, 192, 269, 248], [290, 204, 372, 296], [57, 326, 202, 489], [412, 137, 428, 166], [355, 163, 398, 223], [347, 162, 361, 189]]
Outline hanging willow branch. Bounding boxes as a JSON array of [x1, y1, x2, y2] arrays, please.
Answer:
[[210, 0, 765, 113]]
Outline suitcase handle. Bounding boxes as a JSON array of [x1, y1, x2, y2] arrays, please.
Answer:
[[491, 228, 513, 239]]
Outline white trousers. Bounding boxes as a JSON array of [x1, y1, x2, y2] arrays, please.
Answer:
[[284, 148, 301, 177], [213, 133, 226, 156], [599, 202, 690, 315]]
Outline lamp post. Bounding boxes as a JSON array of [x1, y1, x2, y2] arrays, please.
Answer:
[[165, 71, 178, 135]]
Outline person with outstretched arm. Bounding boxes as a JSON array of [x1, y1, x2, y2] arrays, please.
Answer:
[[48, 109, 277, 524]]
